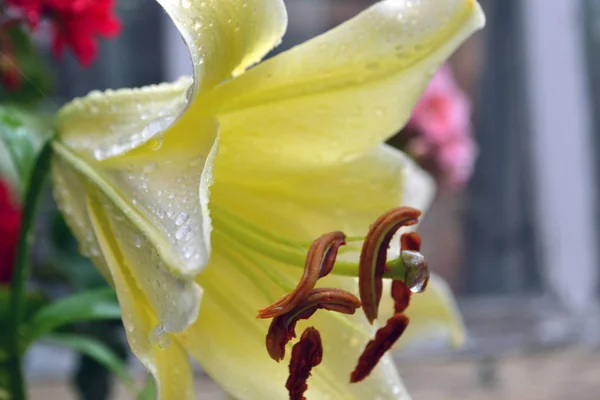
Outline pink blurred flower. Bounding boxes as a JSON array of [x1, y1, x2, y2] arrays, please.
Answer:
[[406, 65, 477, 189], [409, 65, 472, 144], [438, 137, 477, 188]]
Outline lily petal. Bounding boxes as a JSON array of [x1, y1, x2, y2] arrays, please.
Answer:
[[210, 0, 485, 178], [57, 78, 193, 161], [53, 81, 219, 334], [156, 0, 287, 95], [212, 144, 433, 244], [87, 194, 195, 400], [178, 245, 410, 400]]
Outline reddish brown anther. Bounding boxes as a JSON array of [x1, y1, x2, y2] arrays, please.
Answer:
[[391, 280, 412, 314], [286, 327, 323, 400], [350, 314, 410, 383], [400, 232, 422, 252], [359, 207, 421, 324], [258, 232, 346, 319], [266, 288, 361, 361]]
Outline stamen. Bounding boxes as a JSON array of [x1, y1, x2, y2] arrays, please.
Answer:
[[286, 327, 323, 400], [351, 231, 428, 384], [258, 232, 346, 319], [266, 288, 361, 362], [358, 207, 421, 324], [349, 314, 409, 383]]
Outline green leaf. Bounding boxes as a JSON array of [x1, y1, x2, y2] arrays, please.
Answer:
[[44, 333, 134, 388], [73, 321, 129, 400], [0, 106, 53, 192], [0, 287, 46, 344], [25, 288, 121, 342]]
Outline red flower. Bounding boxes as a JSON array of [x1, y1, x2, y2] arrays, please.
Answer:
[[0, 180, 21, 285], [7, 0, 120, 66]]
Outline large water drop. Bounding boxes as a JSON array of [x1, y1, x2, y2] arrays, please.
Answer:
[[401, 250, 430, 293]]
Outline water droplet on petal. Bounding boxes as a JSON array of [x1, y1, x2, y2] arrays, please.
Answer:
[[148, 326, 171, 350], [175, 224, 191, 240], [189, 155, 204, 167], [150, 136, 163, 151], [174, 212, 189, 226], [143, 161, 158, 174], [401, 250, 430, 293]]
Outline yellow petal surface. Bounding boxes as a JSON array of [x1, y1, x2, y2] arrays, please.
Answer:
[[210, 0, 485, 179], [381, 275, 467, 350], [87, 194, 195, 400], [156, 0, 287, 95], [212, 144, 433, 243]]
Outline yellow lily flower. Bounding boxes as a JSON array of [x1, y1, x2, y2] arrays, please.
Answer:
[[51, 0, 484, 398]]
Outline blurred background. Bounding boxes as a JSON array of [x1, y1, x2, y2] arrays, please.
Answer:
[[2, 0, 600, 399]]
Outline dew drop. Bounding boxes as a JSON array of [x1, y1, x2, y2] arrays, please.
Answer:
[[143, 161, 158, 174], [133, 234, 142, 248], [401, 250, 430, 293], [150, 136, 163, 151], [184, 247, 197, 261], [148, 326, 171, 350], [174, 212, 189, 226], [175, 224, 191, 240], [189, 154, 204, 167]]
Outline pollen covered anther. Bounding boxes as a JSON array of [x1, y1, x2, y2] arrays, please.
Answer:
[[258, 231, 346, 319], [266, 288, 361, 362], [260, 232, 360, 397], [350, 314, 409, 383], [391, 280, 411, 314], [286, 327, 323, 400], [358, 207, 421, 324]]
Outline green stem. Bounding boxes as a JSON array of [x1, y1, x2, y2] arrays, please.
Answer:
[[7, 140, 54, 400]]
